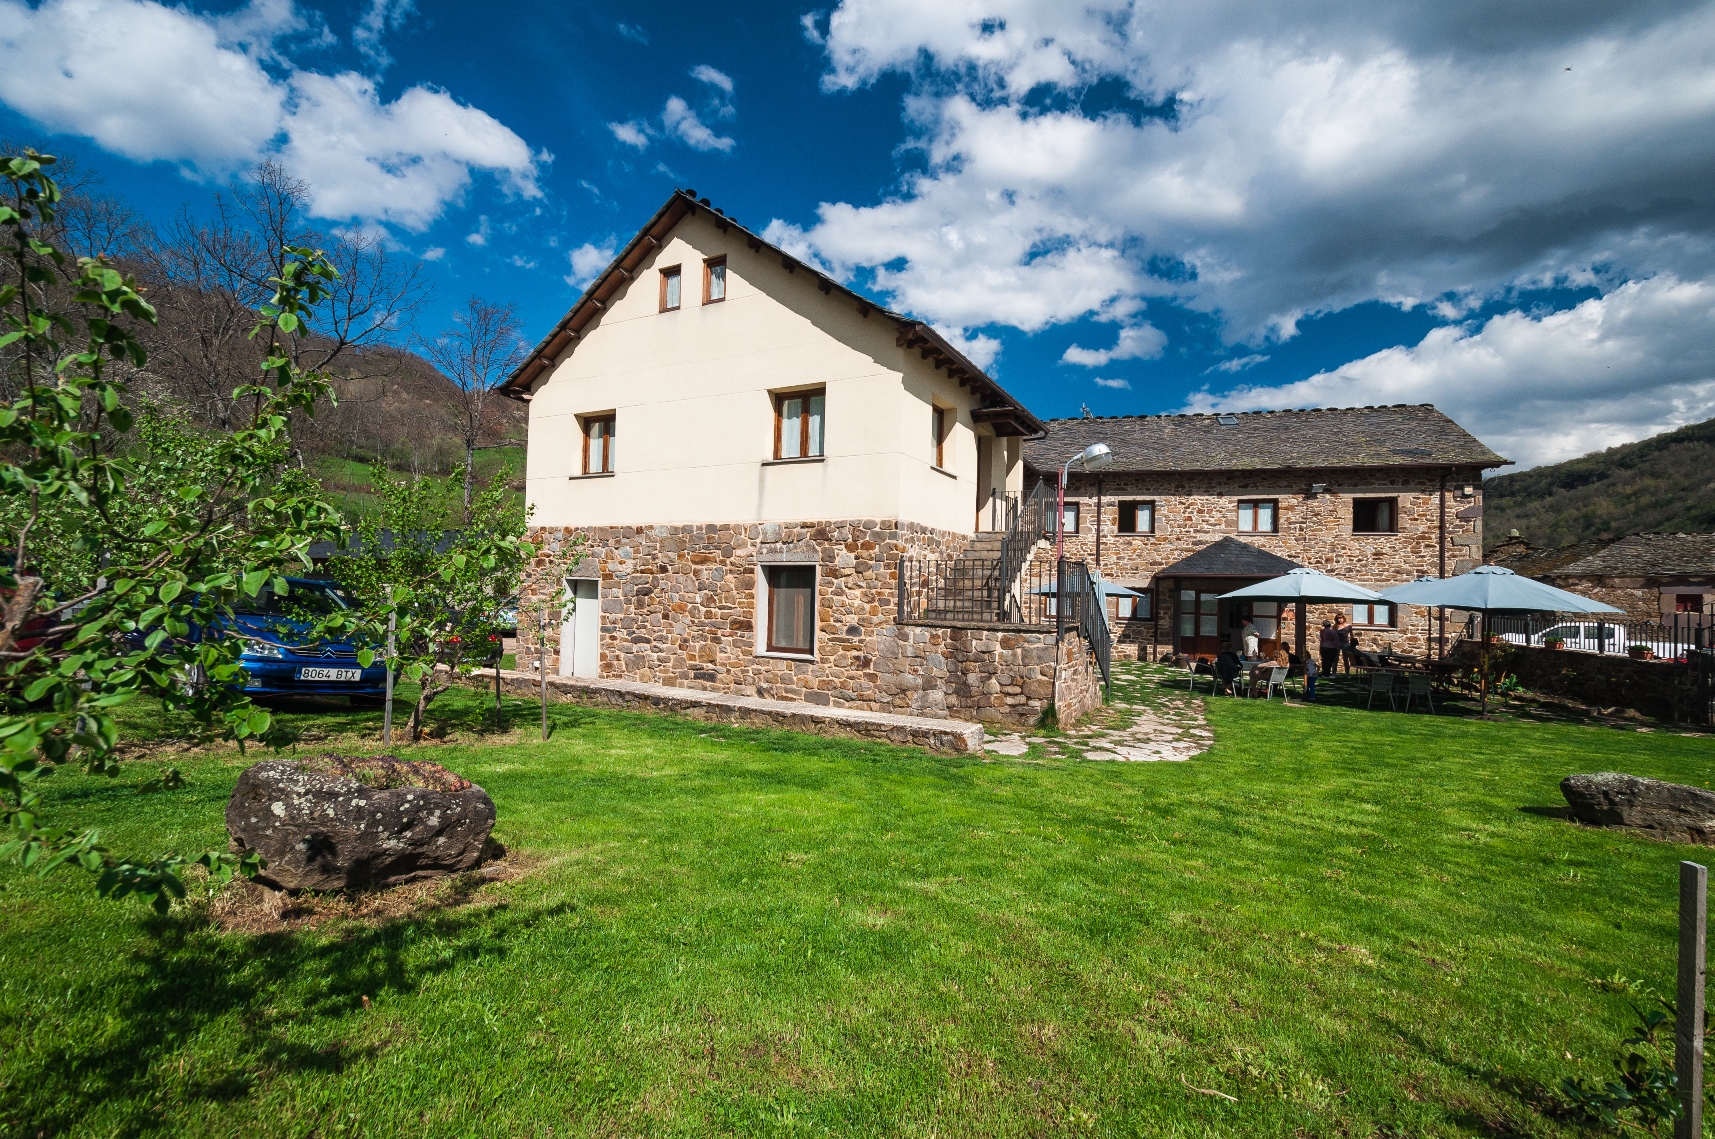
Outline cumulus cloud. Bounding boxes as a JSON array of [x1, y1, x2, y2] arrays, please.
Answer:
[[783, 0, 1715, 442], [607, 119, 652, 149], [1093, 377, 1131, 389], [0, 0, 538, 230], [1207, 354, 1270, 374], [1062, 322, 1166, 366], [1184, 275, 1715, 469], [690, 64, 734, 95], [566, 239, 617, 289]]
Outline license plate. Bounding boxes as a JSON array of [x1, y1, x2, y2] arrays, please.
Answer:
[[297, 667, 362, 682]]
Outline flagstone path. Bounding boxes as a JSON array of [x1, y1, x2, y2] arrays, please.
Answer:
[[982, 661, 1217, 762]]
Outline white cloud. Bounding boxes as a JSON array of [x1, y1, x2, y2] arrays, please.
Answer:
[[616, 22, 647, 44], [1061, 322, 1166, 366], [566, 239, 617, 289], [690, 64, 734, 95], [0, 0, 538, 231], [662, 95, 735, 152], [352, 0, 413, 70], [1184, 275, 1715, 470], [465, 215, 490, 246], [1207, 354, 1269, 374], [785, 0, 1715, 430], [422, 246, 446, 261], [933, 324, 1001, 370], [1093, 377, 1131, 389], [607, 119, 652, 149]]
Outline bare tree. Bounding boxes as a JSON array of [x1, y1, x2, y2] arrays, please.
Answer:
[[423, 297, 526, 515]]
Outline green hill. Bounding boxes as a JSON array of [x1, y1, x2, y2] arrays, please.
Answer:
[[1484, 415, 1715, 550]]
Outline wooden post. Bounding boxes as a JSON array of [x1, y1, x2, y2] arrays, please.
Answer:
[[382, 593, 396, 747], [1678, 860, 1707, 1139]]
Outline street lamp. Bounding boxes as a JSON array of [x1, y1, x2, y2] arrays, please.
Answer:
[[1057, 442, 1113, 561]]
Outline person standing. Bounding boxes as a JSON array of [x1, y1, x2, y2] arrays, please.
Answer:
[[1302, 647, 1319, 701], [1241, 618, 1261, 659], [1333, 612, 1355, 673], [1318, 619, 1340, 677]]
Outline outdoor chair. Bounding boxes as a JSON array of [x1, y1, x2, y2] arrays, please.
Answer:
[[1184, 659, 1217, 695], [1250, 665, 1287, 701], [1365, 669, 1398, 711], [1401, 670, 1435, 714]]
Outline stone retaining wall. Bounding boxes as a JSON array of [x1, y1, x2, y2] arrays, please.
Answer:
[[1454, 641, 1709, 724]]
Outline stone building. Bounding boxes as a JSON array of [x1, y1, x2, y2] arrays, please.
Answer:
[[1491, 532, 1715, 623], [500, 189, 1511, 725], [1023, 407, 1510, 659]]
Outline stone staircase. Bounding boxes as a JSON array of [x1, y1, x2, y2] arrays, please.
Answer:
[[919, 531, 1041, 624]]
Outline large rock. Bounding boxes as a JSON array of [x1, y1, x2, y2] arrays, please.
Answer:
[[226, 757, 496, 891], [1560, 772, 1715, 843]]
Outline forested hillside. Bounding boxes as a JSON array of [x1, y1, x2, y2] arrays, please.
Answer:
[[1484, 416, 1715, 550], [0, 143, 527, 516]]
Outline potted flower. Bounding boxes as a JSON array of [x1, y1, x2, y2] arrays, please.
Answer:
[[1544, 635, 1565, 650], [1627, 644, 1655, 661]]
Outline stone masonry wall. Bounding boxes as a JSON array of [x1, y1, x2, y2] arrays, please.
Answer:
[[516, 520, 1106, 729], [519, 519, 970, 710], [1053, 635, 1104, 726], [1046, 466, 1487, 659]]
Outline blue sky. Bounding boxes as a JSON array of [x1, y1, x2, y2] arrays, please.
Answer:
[[2, 0, 1713, 469]]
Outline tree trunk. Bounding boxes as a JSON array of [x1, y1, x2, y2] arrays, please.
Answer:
[[463, 442, 475, 517]]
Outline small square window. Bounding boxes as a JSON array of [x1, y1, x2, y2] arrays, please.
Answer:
[[1237, 499, 1277, 533], [1117, 500, 1155, 534], [704, 257, 726, 304], [1678, 593, 1708, 613], [1352, 603, 1393, 627], [1112, 591, 1152, 621], [582, 414, 615, 474], [931, 406, 947, 468], [1060, 503, 1080, 535], [1353, 497, 1397, 533], [775, 388, 826, 459], [659, 266, 682, 312], [765, 565, 816, 654]]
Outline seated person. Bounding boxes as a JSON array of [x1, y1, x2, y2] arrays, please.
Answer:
[[1213, 650, 1243, 694]]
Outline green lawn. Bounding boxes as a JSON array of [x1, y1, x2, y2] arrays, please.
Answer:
[[2, 665, 1713, 1137]]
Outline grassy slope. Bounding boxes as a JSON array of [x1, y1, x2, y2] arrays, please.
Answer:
[[1485, 415, 1715, 550], [2, 667, 1713, 1137], [313, 447, 526, 521]]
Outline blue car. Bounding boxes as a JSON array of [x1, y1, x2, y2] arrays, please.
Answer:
[[228, 577, 389, 704]]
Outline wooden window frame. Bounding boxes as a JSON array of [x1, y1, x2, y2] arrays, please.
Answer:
[[1351, 602, 1395, 628], [931, 405, 947, 469], [703, 256, 727, 305], [659, 265, 682, 312], [773, 387, 826, 460], [1352, 496, 1398, 534], [1237, 499, 1278, 533], [581, 414, 615, 474], [763, 564, 817, 656], [1117, 499, 1156, 534]]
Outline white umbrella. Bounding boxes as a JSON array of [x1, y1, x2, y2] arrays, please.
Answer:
[[1219, 568, 1383, 662], [1378, 566, 1622, 714]]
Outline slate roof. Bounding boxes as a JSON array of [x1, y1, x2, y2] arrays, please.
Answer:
[[1487, 536, 1615, 578], [1024, 405, 1507, 474], [1157, 537, 1304, 578], [1545, 533, 1715, 578]]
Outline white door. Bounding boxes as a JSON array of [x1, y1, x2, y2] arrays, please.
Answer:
[[558, 579, 601, 677]]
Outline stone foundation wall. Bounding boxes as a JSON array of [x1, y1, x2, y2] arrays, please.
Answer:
[[518, 519, 1108, 728]]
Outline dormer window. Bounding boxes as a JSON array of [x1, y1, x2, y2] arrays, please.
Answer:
[[659, 266, 682, 312], [704, 257, 726, 304]]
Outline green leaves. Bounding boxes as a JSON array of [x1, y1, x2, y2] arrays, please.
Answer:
[[0, 154, 340, 911]]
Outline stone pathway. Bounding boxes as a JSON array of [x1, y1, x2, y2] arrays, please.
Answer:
[[983, 661, 1214, 762]]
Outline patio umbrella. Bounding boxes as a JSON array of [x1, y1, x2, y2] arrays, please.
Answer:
[[1029, 575, 1144, 631], [1378, 566, 1622, 713], [1220, 568, 1383, 663]]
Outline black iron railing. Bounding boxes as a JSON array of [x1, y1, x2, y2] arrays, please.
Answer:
[[997, 480, 1053, 608]]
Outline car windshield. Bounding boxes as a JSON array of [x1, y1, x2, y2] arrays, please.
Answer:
[[231, 580, 352, 618]]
